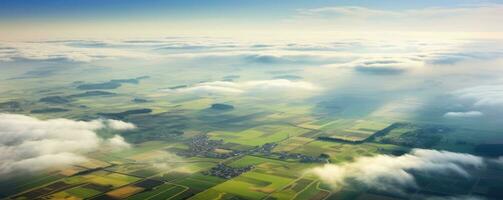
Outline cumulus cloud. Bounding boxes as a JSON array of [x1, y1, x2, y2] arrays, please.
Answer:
[[309, 149, 484, 194], [164, 79, 320, 96], [454, 85, 503, 107], [106, 119, 137, 130], [444, 111, 484, 118], [0, 113, 135, 176], [106, 135, 131, 150]]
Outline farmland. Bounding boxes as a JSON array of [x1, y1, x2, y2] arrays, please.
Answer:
[[2, 85, 502, 200], [2, 34, 503, 200]]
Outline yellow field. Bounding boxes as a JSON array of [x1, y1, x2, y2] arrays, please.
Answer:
[[106, 186, 145, 199], [83, 172, 140, 188]]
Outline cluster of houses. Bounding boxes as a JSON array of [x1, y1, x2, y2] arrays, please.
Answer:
[[203, 164, 254, 179], [178, 136, 329, 165]]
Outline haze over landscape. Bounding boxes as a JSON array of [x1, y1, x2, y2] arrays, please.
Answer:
[[1, 1, 503, 200]]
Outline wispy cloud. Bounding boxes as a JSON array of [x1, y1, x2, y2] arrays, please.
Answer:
[[293, 4, 503, 32], [444, 111, 484, 118], [164, 79, 321, 96], [454, 85, 503, 107]]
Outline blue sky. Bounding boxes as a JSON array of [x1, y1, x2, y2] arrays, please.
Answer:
[[1, 0, 499, 20], [1, 0, 502, 39]]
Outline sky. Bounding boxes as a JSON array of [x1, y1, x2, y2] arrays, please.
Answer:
[[1, 0, 503, 40]]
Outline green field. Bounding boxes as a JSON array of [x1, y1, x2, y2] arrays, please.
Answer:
[[210, 171, 294, 199], [50, 185, 102, 199], [0, 173, 65, 198], [290, 140, 378, 163], [228, 156, 286, 168], [83, 171, 141, 188], [209, 124, 310, 146], [188, 189, 238, 200], [272, 137, 314, 152], [126, 183, 187, 200]]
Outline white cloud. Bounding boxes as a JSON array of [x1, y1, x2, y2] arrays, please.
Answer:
[[173, 81, 244, 94], [454, 85, 503, 107], [106, 135, 131, 150], [0, 113, 135, 176], [4, 153, 87, 174], [106, 119, 137, 130], [149, 151, 184, 171], [309, 149, 484, 194], [299, 6, 399, 18], [244, 79, 319, 91], [165, 79, 321, 96], [298, 5, 502, 19], [294, 4, 503, 32], [444, 111, 484, 118]]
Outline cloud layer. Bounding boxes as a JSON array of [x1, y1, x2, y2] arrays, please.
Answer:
[[309, 149, 484, 194], [0, 40, 157, 62], [0, 113, 135, 176]]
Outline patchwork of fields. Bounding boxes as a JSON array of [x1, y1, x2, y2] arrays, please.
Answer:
[[2, 54, 503, 200]]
